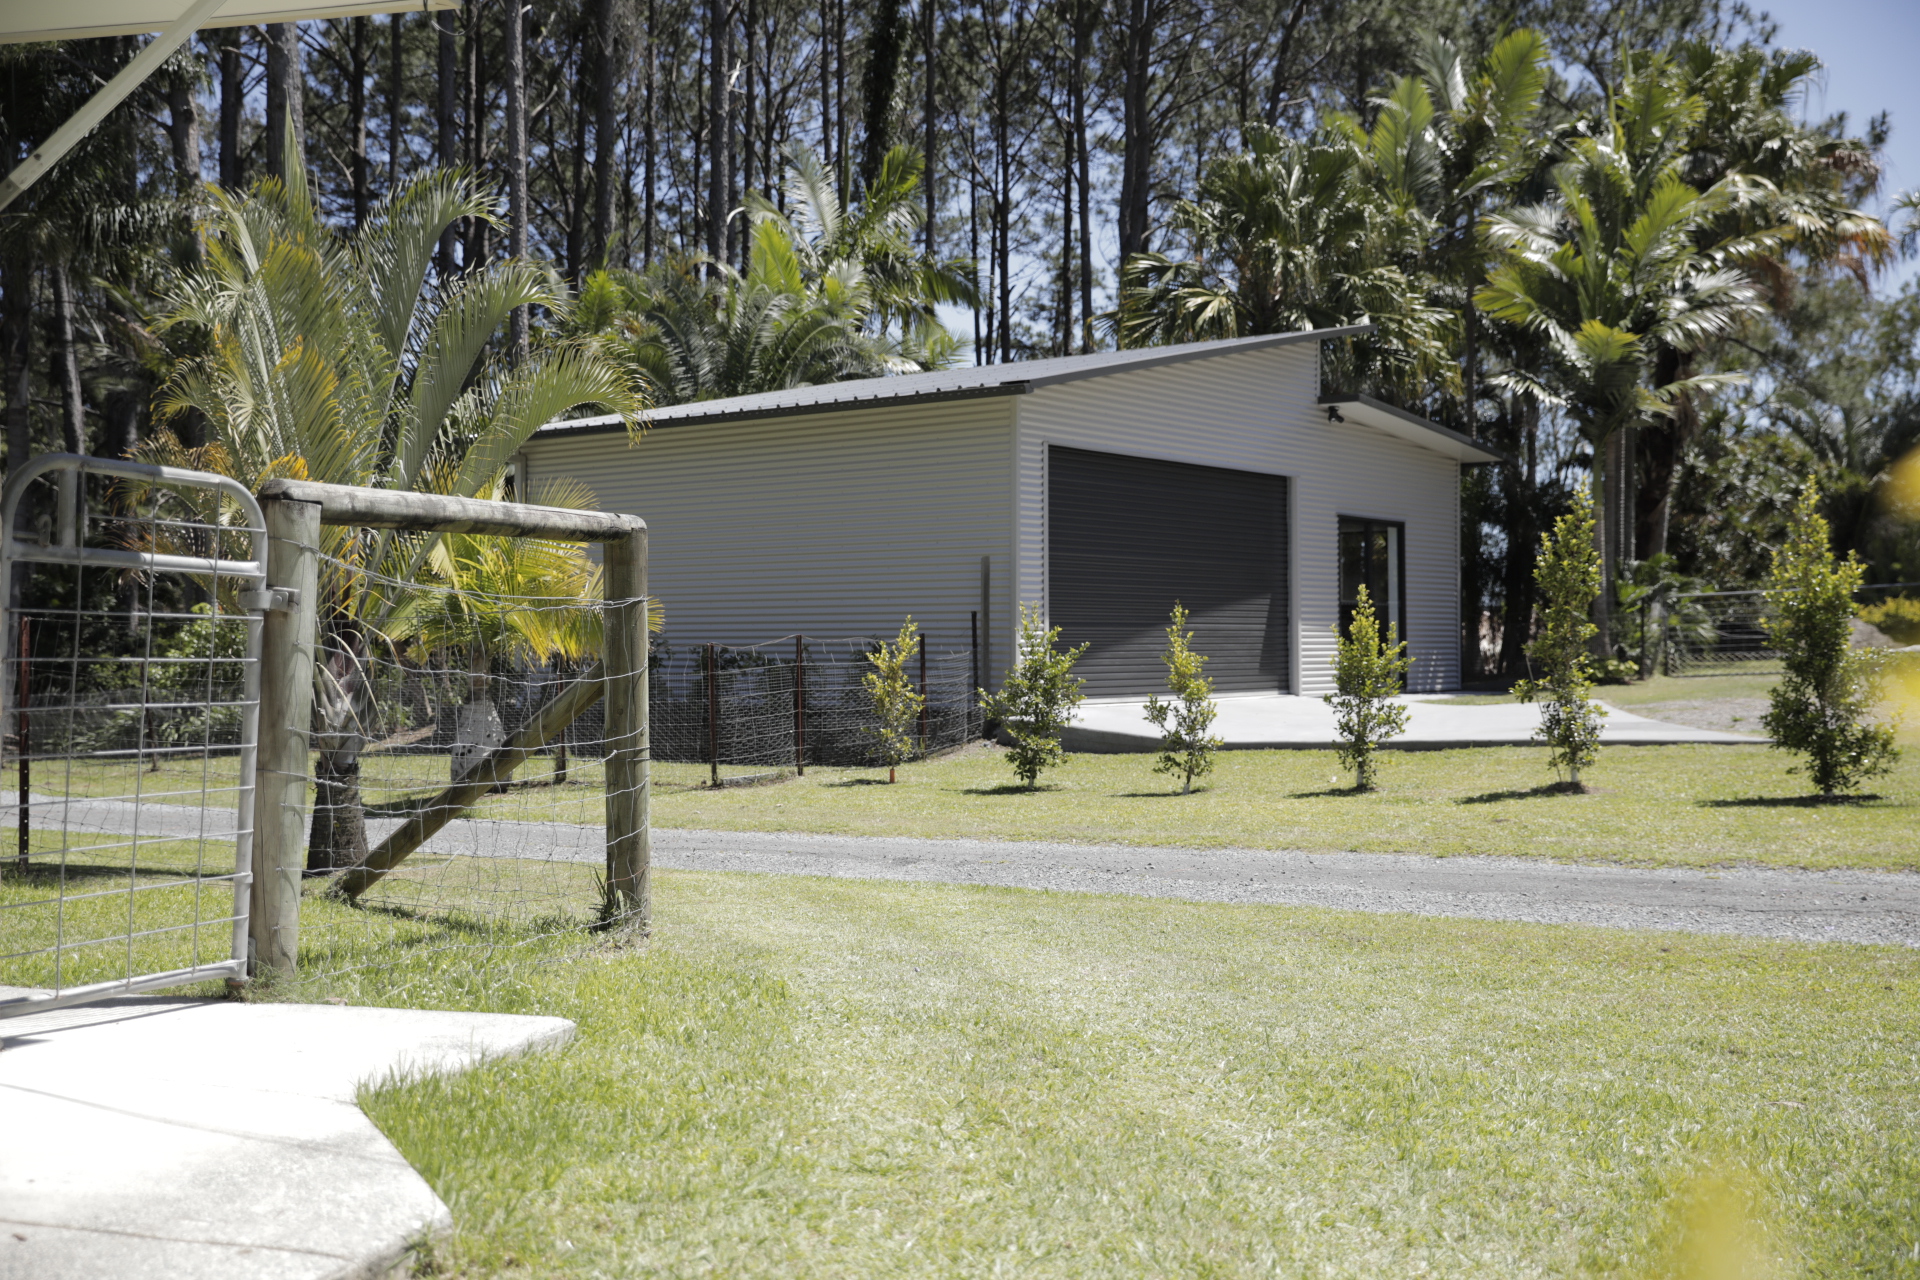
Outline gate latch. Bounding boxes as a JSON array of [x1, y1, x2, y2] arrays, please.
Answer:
[[240, 587, 302, 613]]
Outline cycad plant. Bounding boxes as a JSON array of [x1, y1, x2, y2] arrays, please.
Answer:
[[143, 131, 642, 870]]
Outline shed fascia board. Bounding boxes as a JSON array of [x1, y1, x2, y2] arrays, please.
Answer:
[[539, 325, 1375, 439], [1317, 393, 1508, 465], [1, 0, 454, 43]]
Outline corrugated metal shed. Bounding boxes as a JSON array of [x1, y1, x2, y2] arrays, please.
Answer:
[[523, 328, 1487, 699]]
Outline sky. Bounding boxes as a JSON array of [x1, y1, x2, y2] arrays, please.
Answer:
[[1745, 0, 1920, 283]]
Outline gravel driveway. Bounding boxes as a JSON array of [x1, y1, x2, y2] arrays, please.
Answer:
[[10, 794, 1915, 947], [654, 828, 1920, 948]]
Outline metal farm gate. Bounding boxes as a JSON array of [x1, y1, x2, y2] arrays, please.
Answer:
[[1, 454, 266, 1017]]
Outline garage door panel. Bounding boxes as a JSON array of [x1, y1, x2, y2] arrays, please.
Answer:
[[1048, 447, 1289, 697]]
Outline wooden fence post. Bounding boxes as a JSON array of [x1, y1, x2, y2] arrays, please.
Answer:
[[918, 631, 928, 753], [252, 495, 320, 977], [603, 529, 650, 927]]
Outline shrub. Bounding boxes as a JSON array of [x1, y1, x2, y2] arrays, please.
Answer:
[[1144, 603, 1222, 794], [979, 603, 1087, 789], [862, 617, 926, 783], [1763, 486, 1899, 797], [1324, 585, 1411, 790], [1858, 596, 1920, 646], [1515, 489, 1607, 788]]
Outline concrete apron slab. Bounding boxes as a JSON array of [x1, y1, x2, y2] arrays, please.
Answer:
[[1064, 693, 1766, 752], [0, 997, 574, 1280]]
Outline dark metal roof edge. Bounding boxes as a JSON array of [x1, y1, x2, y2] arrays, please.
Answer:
[[1017, 324, 1375, 391], [538, 381, 1032, 438], [1317, 392, 1511, 465]]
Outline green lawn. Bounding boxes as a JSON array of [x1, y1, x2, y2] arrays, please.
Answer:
[[319, 872, 1920, 1278], [649, 742, 1920, 873]]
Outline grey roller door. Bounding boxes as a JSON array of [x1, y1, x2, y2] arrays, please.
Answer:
[[1048, 446, 1289, 697]]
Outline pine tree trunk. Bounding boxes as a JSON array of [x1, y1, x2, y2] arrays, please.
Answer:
[[166, 70, 201, 194], [50, 258, 84, 456], [505, 0, 529, 360], [643, 0, 657, 265], [1118, 0, 1152, 262], [857, 0, 903, 191], [706, 0, 731, 270], [588, 0, 622, 272], [350, 16, 370, 228], [1, 252, 32, 477], [922, 0, 936, 255], [265, 22, 304, 182], [436, 6, 458, 272], [219, 31, 244, 187], [1071, 5, 1093, 352], [388, 12, 404, 193]]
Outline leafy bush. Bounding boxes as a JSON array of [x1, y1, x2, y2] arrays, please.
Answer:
[[862, 618, 926, 783], [1144, 603, 1222, 794], [1324, 586, 1410, 791], [1515, 490, 1607, 787], [1858, 596, 1920, 646], [1763, 486, 1899, 797], [979, 604, 1087, 789]]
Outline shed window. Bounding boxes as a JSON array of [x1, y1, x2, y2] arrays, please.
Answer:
[[1338, 517, 1403, 642]]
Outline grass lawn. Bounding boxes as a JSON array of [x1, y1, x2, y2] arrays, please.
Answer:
[[316, 872, 1920, 1278], [648, 742, 1920, 873]]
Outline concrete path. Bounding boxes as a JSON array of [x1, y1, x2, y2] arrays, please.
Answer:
[[1066, 692, 1764, 750], [0, 996, 573, 1280], [653, 829, 1920, 948]]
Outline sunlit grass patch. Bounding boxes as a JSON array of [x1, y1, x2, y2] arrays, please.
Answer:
[[342, 871, 1920, 1279]]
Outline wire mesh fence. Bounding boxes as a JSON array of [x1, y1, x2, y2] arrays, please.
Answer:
[[647, 633, 984, 786], [2, 461, 261, 1011], [1658, 582, 1919, 675]]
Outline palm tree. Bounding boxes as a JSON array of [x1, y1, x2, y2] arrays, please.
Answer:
[[1111, 126, 1454, 406], [141, 133, 643, 869], [1475, 65, 1767, 652]]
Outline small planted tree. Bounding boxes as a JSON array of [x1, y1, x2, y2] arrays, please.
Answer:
[[862, 617, 927, 783], [1325, 586, 1412, 790], [1145, 603, 1223, 793], [979, 603, 1088, 789], [1762, 485, 1899, 797], [1515, 490, 1607, 789]]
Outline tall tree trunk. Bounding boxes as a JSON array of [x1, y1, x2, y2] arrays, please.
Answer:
[[50, 257, 84, 456], [1071, 3, 1093, 351], [743, 0, 758, 213], [857, 0, 904, 192], [464, 0, 487, 271], [1, 253, 32, 477], [505, 0, 529, 360], [833, 0, 846, 206], [436, 5, 458, 272], [922, 0, 936, 254], [218, 30, 244, 187], [166, 69, 202, 193], [643, 0, 656, 265], [994, 62, 1011, 364], [1592, 445, 1614, 657], [1498, 397, 1540, 675], [566, 42, 589, 281], [706, 0, 730, 269], [1640, 345, 1693, 560], [1117, 0, 1153, 262], [388, 12, 404, 193], [265, 22, 304, 183], [588, 0, 622, 273], [307, 629, 370, 874], [819, 0, 833, 170], [350, 17, 371, 227]]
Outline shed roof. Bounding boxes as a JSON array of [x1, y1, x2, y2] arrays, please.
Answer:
[[539, 326, 1372, 435]]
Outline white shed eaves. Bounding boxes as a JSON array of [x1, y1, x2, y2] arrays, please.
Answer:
[[538, 325, 1375, 438], [0, 0, 453, 44], [1317, 392, 1508, 465]]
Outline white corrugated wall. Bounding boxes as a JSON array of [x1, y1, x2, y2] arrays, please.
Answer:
[[523, 399, 1017, 675], [1018, 344, 1463, 694]]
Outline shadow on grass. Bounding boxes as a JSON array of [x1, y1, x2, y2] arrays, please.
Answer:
[[958, 783, 1059, 796], [0, 861, 200, 886], [1112, 788, 1213, 798], [1287, 786, 1366, 799], [1457, 782, 1588, 804], [1697, 794, 1886, 808], [824, 778, 899, 788]]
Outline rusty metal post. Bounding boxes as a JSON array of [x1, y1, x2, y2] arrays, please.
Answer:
[[706, 640, 719, 787], [15, 617, 27, 869], [970, 610, 979, 740], [793, 634, 806, 776]]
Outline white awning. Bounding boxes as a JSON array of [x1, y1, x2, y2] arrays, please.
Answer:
[[0, 0, 451, 211], [0, 0, 451, 44]]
